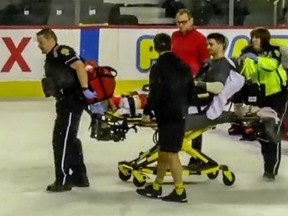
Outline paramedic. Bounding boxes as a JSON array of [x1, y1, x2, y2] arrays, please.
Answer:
[[233, 27, 288, 181]]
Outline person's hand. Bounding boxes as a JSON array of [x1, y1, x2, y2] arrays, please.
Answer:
[[83, 88, 97, 99], [242, 52, 258, 62]]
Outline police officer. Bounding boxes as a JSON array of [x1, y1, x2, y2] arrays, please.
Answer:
[[235, 27, 288, 181], [36, 28, 96, 192]]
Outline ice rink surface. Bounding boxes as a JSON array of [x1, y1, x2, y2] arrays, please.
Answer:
[[0, 100, 288, 216]]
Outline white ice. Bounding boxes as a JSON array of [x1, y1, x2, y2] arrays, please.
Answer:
[[0, 100, 288, 216]]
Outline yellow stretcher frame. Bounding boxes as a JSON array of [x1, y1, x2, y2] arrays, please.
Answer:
[[104, 111, 236, 187]]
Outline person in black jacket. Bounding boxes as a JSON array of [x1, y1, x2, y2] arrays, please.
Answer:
[[136, 33, 194, 203], [36, 28, 96, 192]]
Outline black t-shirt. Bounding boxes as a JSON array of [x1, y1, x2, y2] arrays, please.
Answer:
[[144, 52, 194, 123], [196, 57, 231, 85], [193, 57, 231, 107], [44, 44, 82, 96]]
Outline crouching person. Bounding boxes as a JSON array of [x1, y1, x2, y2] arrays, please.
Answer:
[[136, 33, 194, 203]]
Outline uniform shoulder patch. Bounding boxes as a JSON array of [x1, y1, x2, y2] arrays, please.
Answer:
[[60, 47, 70, 56]]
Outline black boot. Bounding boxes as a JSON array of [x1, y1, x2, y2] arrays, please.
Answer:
[[187, 157, 205, 170], [71, 173, 90, 187], [46, 182, 72, 192], [263, 171, 275, 181]]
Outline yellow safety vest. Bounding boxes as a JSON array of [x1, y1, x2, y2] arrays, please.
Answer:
[[241, 57, 287, 96]]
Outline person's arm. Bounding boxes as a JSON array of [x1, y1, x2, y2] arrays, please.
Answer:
[[70, 60, 88, 89], [257, 56, 279, 71], [195, 60, 231, 94], [57, 45, 88, 89], [242, 48, 280, 72], [194, 81, 224, 94], [57, 45, 95, 99], [143, 64, 162, 115]]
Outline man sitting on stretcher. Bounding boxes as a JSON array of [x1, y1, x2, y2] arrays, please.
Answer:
[[185, 32, 284, 142], [185, 33, 245, 131]]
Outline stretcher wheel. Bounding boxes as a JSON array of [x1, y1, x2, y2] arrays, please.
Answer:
[[222, 171, 236, 186], [118, 170, 132, 181], [207, 171, 219, 180], [133, 177, 146, 187]]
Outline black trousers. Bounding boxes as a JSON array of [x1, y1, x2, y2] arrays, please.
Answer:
[[259, 139, 281, 175], [258, 116, 283, 175], [52, 96, 87, 185], [258, 92, 287, 175]]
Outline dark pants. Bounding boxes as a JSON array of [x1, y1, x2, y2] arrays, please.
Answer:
[[185, 112, 235, 131], [258, 92, 287, 175], [52, 96, 87, 185], [258, 113, 284, 175], [259, 139, 281, 175]]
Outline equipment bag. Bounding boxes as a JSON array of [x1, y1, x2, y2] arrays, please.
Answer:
[[85, 60, 117, 104]]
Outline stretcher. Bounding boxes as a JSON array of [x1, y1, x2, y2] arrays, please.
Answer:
[[91, 111, 262, 187], [102, 112, 238, 187]]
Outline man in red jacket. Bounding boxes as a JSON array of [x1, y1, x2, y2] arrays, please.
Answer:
[[172, 8, 210, 166]]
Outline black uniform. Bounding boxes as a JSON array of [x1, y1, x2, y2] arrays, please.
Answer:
[[43, 44, 88, 190], [144, 52, 194, 153]]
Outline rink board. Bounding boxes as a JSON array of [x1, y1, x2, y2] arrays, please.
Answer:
[[0, 27, 288, 98]]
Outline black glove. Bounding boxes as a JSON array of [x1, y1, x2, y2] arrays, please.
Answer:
[[41, 77, 57, 97]]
